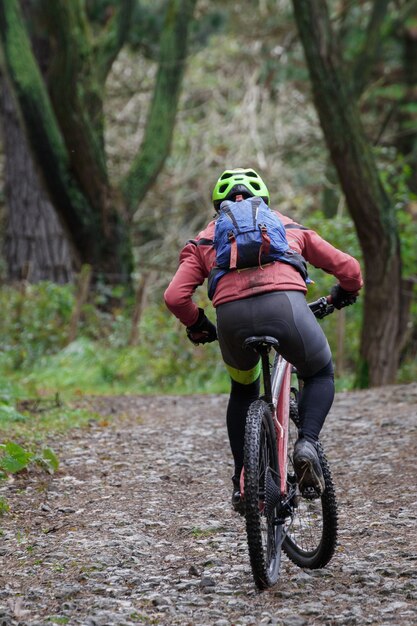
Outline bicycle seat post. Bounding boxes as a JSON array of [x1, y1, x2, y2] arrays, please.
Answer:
[[243, 336, 280, 407], [261, 347, 273, 405]]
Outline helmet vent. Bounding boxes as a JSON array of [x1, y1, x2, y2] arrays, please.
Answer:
[[220, 173, 232, 180]]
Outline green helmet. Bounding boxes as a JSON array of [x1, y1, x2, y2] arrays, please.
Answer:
[[212, 168, 270, 211]]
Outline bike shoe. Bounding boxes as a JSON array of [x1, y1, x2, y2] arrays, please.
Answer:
[[293, 438, 325, 498], [231, 478, 245, 516]]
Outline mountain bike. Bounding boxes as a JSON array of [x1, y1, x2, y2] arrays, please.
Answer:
[[241, 296, 338, 590]]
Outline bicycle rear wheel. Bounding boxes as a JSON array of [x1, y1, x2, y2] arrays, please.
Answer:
[[244, 399, 283, 589], [282, 397, 338, 569]]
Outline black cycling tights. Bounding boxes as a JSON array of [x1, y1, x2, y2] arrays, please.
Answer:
[[227, 359, 334, 479], [297, 359, 335, 443], [227, 377, 260, 481]]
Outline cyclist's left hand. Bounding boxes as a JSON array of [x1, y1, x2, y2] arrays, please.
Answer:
[[186, 308, 217, 345]]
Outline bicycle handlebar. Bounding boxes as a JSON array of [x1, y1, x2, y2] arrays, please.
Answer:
[[308, 296, 335, 319]]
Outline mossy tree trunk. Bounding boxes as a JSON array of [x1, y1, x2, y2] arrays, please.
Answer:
[[2, 77, 74, 282], [1, 0, 74, 282], [0, 0, 197, 283], [292, 0, 403, 387]]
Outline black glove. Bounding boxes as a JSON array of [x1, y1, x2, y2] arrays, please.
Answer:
[[330, 284, 358, 310], [186, 308, 217, 345]]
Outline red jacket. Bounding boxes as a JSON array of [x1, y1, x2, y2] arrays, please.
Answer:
[[164, 211, 363, 327]]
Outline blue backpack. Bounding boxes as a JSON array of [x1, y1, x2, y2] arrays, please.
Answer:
[[207, 197, 308, 299]]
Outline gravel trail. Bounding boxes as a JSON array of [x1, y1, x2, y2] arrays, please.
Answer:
[[0, 385, 416, 625]]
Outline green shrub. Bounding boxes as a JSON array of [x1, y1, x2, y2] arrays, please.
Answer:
[[0, 282, 74, 369], [0, 441, 59, 515], [0, 265, 413, 413]]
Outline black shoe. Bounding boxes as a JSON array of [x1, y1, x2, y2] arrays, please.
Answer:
[[231, 477, 245, 516], [293, 438, 325, 498]]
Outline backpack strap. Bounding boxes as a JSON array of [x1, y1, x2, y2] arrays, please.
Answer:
[[228, 232, 238, 269], [222, 207, 239, 230], [251, 196, 261, 227], [187, 238, 214, 246], [258, 225, 271, 266], [207, 267, 227, 300]]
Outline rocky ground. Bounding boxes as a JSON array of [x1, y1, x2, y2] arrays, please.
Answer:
[[0, 385, 416, 626]]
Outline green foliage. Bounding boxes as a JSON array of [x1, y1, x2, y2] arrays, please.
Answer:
[[0, 439, 59, 514], [36, 447, 60, 474], [0, 283, 74, 370], [377, 148, 417, 278], [0, 498, 10, 515], [0, 441, 32, 473], [87, 0, 167, 59], [0, 441, 59, 475], [0, 401, 27, 423], [0, 282, 229, 444], [0, 268, 363, 411], [305, 211, 363, 381], [307, 210, 362, 256], [16, 299, 228, 395]]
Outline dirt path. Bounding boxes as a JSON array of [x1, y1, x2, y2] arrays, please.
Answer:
[[0, 386, 416, 625]]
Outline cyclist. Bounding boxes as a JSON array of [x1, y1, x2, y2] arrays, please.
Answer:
[[164, 168, 363, 511]]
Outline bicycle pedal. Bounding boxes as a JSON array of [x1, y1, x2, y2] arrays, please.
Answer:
[[301, 486, 321, 501]]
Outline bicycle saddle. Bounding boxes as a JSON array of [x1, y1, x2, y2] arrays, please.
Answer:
[[243, 336, 280, 351]]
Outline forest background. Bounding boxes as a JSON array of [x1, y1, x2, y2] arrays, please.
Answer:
[[1, 0, 417, 468]]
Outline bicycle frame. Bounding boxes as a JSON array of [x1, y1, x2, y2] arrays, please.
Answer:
[[270, 352, 292, 495]]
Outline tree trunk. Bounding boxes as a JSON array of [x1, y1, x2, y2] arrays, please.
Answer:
[[2, 78, 74, 283], [0, 0, 133, 282], [398, 22, 417, 195], [292, 0, 403, 386]]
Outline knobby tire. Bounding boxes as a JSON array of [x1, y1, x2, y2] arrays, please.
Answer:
[[244, 399, 282, 590]]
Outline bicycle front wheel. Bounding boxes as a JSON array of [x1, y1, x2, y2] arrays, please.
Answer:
[[244, 399, 283, 589]]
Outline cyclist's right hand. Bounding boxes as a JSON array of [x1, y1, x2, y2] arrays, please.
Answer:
[[186, 308, 217, 345], [330, 284, 358, 309]]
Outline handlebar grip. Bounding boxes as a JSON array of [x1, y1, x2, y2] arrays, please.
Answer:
[[309, 296, 335, 319]]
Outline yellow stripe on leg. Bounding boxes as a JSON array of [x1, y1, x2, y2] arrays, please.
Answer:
[[225, 362, 261, 384]]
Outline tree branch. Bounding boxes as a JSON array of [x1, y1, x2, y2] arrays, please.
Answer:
[[122, 0, 198, 213], [351, 0, 390, 97], [94, 0, 136, 85]]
